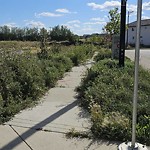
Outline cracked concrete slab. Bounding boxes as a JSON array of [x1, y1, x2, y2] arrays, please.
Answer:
[[2, 126, 119, 150]]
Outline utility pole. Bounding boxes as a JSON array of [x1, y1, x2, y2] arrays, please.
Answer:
[[126, 11, 134, 48], [126, 11, 130, 48], [119, 0, 127, 67]]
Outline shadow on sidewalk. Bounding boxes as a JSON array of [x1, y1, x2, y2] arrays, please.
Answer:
[[84, 139, 120, 150], [1, 100, 79, 150]]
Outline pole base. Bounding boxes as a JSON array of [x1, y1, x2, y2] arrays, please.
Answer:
[[118, 142, 148, 150]]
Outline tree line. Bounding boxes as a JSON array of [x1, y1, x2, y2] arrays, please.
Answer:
[[0, 8, 120, 43], [0, 25, 77, 42]]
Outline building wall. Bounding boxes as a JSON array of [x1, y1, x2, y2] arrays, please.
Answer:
[[127, 25, 150, 46], [128, 27, 136, 45], [141, 26, 150, 46]]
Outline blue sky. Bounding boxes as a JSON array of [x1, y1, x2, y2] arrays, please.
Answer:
[[0, 0, 150, 35]]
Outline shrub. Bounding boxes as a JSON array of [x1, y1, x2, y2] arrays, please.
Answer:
[[94, 48, 112, 61], [0, 51, 63, 122], [67, 45, 94, 66], [91, 112, 131, 141], [136, 115, 150, 145]]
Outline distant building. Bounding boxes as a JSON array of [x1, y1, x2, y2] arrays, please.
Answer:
[[127, 19, 150, 46]]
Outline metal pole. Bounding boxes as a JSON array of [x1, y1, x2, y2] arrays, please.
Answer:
[[118, 1, 148, 148], [126, 11, 134, 48], [126, 11, 129, 48], [119, 0, 127, 67], [131, 0, 142, 148]]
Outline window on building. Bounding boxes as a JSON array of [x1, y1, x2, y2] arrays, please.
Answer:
[[133, 36, 134, 39], [132, 28, 134, 31]]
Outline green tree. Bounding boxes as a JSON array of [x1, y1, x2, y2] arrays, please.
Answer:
[[103, 8, 120, 35], [0, 26, 41, 41], [0, 26, 11, 40], [24, 27, 39, 41], [50, 25, 75, 43], [39, 28, 48, 48]]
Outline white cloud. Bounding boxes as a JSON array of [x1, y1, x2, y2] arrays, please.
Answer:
[[56, 8, 70, 13], [126, 2, 150, 13], [3, 22, 16, 28], [55, 8, 77, 14], [127, 2, 150, 17], [81, 27, 93, 32], [87, 1, 150, 14], [67, 20, 80, 24], [84, 18, 106, 26], [142, 15, 150, 19], [62, 23, 80, 29], [26, 20, 45, 28], [35, 12, 63, 17], [64, 19, 82, 30], [143, 2, 150, 10], [87, 3, 101, 9], [127, 4, 137, 12], [74, 24, 80, 28], [62, 20, 81, 30], [75, 27, 100, 35], [84, 22, 106, 25], [61, 24, 72, 29], [87, 1, 121, 10], [90, 17, 105, 21]]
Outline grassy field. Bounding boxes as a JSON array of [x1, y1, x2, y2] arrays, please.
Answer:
[[0, 41, 41, 53], [0, 42, 96, 123]]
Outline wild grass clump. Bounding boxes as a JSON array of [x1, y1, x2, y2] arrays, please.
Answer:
[[78, 57, 150, 145], [94, 48, 112, 61], [67, 44, 95, 66]]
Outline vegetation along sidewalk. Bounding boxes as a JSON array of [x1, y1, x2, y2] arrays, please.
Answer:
[[77, 48, 150, 148], [0, 45, 120, 150], [0, 43, 150, 149]]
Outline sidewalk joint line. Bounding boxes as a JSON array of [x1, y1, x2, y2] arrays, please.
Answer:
[[9, 125, 33, 150]]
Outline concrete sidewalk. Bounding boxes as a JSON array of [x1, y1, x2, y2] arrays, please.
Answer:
[[0, 59, 149, 150]]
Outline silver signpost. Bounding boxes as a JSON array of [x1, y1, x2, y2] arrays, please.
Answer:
[[118, 0, 148, 149], [131, 0, 142, 148]]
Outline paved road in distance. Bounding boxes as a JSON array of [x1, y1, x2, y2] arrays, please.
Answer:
[[125, 49, 150, 70]]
